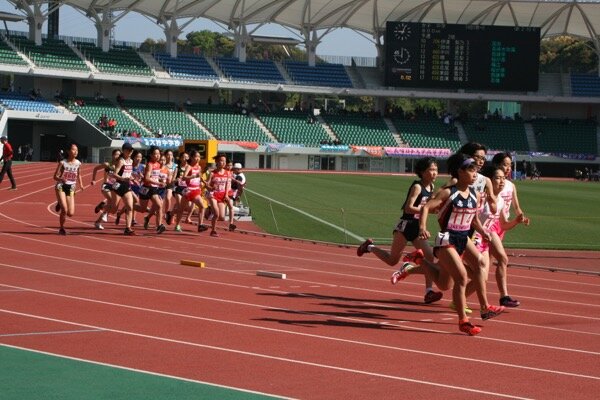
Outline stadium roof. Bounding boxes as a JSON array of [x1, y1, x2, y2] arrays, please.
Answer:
[[38, 0, 600, 42]]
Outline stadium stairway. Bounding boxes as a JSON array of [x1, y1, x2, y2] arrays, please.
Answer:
[[273, 61, 294, 84], [524, 123, 539, 151], [205, 57, 226, 80], [316, 114, 340, 144], [345, 65, 366, 89], [455, 122, 469, 145], [138, 52, 170, 78], [185, 112, 215, 140], [250, 113, 278, 142], [383, 117, 405, 146], [66, 40, 99, 74], [1, 35, 34, 68]]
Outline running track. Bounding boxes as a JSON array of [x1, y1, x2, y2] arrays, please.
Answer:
[[1, 162, 599, 399]]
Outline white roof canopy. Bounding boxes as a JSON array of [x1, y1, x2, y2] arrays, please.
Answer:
[[8, 1, 600, 43]]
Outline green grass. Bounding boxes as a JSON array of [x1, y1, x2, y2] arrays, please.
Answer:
[[242, 172, 600, 250]]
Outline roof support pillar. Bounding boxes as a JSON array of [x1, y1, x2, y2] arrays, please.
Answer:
[[20, 2, 46, 45], [163, 18, 183, 58], [94, 13, 114, 52], [304, 29, 319, 67], [233, 23, 249, 62]]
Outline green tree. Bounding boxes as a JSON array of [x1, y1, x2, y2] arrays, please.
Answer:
[[540, 36, 598, 73]]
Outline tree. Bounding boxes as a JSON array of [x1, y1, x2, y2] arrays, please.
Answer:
[[540, 36, 598, 73]]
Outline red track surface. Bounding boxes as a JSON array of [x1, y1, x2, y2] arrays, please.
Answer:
[[1, 162, 599, 399]]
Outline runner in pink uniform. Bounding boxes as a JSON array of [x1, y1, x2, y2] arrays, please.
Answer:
[[205, 154, 232, 237]]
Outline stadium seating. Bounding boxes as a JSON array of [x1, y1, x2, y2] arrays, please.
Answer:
[[188, 104, 271, 142], [530, 118, 597, 154], [462, 119, 529, 152], [322, 114, 397, 146], [67, 97, 141, 134], [75, 42, 152, 76], [216, 58, 284, 84], [284, 61, 353, 87], [391, 117, 462, 150], [571, 74, 600, 97], [123, 100, 209, 140], [0, 92, 60, 113], [153, 53, 218, 80], [0, 38, 28, 66], [258, 111, 330, 146], [8, 35, 88, 71]]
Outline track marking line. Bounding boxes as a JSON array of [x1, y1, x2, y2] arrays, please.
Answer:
[[2, 275, 600, 363], [0, 328, 104, 338], [0, 343, 294, 400], [0, 309, 542, 399], [1, 231, 596, 311]]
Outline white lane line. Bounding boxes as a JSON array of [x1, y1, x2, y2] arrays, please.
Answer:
[[0, 309, 536, 400], [0, 343, 294, 400], [0, 328, 104, 338], [245, 188, 364, 242]]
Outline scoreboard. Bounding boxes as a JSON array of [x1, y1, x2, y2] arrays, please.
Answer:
[[384, 22, 540, 91]]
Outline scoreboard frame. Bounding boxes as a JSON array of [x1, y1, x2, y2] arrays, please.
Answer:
[[384, 22, 541, 91]]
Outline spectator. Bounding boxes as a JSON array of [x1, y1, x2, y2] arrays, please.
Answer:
[[116, 93, 124, 105], [231, 163, 246, 206]]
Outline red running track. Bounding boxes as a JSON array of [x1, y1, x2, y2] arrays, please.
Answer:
[[1, 162, 599, 399]]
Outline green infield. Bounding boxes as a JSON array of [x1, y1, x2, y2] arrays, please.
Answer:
[[242, 172, 600, 250], [0, 345, 283, 400]]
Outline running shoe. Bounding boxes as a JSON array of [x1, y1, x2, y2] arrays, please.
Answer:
[[156, 224, 166, 234], [174, 225, 182, 232], [356, 238, 373, 257], [481, 305, 505, 320], [101, 212, 108, 222], [165, 211, 173, 225], [143, 216, 150, 230], [198, 224, 209, 232], [54, 202, 61, 212], [58, 227, 66, 236], [500, 296, 520, 308], [94, 201, 105, 214], [94, 222, 104, 230], [424, 290, 443, 304], [210, 230, 219, 237], [124, 228, 136, 236], [390, 262, 412, 284], [449, 302, 473, 315], [115, 211, 122, 225], [402, 249, 425, 266], [459, 320, 482, 336], [228, 223, 237, 232], [132, 219, 137, 226]]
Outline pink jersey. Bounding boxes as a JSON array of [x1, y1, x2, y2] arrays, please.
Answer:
[[146, 161, 162, 187], [209, 169, 231, 193], [499, 180, 515, 219], [187, 165, 202, 190]]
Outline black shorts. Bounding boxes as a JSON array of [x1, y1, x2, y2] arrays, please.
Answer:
[[57, 183, 75, 196], [139, 186, 159, 201], [394, 218, 420, 242], [434, 231, 469, 257], [101, 183, 112, 193], [174, 185, 187, 196], [112, 182, 131, 197]]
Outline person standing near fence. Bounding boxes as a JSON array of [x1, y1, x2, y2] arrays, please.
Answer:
[[0, 136, 17, 190]]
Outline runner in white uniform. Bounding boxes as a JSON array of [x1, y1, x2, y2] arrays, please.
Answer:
[[53, 143, 84, 235]]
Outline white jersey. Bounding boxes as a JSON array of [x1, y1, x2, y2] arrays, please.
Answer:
[[60, 159, 81, 185], [471, 173, 487, 212], [478, 195, 505, 230]]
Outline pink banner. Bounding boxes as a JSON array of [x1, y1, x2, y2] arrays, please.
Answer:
[[219, 141, 259, 150], [351, 146, 384, 157], [384, 147, 452, 157]]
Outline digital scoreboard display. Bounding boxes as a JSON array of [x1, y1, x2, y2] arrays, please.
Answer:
[[384, 22, 540, 91]]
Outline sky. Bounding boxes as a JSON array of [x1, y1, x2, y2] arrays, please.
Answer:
[[0, 3, 378, 58]]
